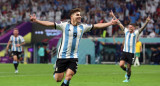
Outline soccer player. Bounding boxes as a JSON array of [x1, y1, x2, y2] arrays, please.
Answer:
[[6, 28, 25, 73], [134, 38, 142, 66], [110, 11, 150, 82], [30, 8, 118, 86]]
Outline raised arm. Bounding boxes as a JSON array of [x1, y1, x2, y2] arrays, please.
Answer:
[[93, 18, 118, 29], [110, 11, 125, 31], [30, 14, 55, 27], [139, 16, 150, 33]]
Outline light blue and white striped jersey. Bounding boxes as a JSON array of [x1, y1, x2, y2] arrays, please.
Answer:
[[123, 28, 140, 53], [9, 35, 25, 52], [55, 21, 93, 59]]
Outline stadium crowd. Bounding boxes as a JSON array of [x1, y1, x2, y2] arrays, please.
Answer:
[[0, 0, 160, 37]]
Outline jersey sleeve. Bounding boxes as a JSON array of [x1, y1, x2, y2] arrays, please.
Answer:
[[124, 28, 129, 33], [9, 35, 13, 41], [82, 24, 94, 33], [54, 21, 66, 31], [135, 30, 140, 36], [20, 36, 25, 42]]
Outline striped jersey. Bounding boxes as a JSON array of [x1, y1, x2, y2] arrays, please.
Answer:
[[9, 35, 25, 52], [55, 21, 93, 59], [123, 28, 140, 53]]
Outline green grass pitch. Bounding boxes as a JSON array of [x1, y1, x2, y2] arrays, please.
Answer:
[[0, 64, 159, 86]]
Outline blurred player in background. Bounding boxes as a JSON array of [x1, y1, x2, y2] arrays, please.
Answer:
[[110, 11, 150, 82], [134, 38, 142, 66], [113, 36, 122, 65], [6, 28, 25, 73], [30, 8, 118, 86]]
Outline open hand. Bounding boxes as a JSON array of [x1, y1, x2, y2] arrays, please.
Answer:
[[111, 19, 118, 25], [109, 10, 114, 17], [146, 16, 150, 22], [30, 14, 37, 22]]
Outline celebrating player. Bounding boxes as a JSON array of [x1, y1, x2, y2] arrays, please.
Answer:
[[110, 11, 150, 82], [30, 8, 118, 86], [6, 28, 25, 73]]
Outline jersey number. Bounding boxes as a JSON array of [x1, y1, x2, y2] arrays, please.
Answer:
[[73, 33, 77, 38]]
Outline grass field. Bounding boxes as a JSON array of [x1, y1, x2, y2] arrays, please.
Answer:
[[0, 64, 160, 86]]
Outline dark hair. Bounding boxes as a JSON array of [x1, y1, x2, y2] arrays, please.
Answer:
[[14, 28, 19, 31], [129, 23, 137, 27], [69, 8, 81, 17]]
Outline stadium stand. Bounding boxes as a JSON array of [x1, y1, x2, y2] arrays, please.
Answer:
[[0, 0, 160, 37]]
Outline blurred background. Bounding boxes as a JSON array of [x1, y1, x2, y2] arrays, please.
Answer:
[[0, 0, 160, 65]]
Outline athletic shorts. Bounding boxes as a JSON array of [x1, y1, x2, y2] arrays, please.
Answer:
[[120, 52, 134, 65], [11, 51, 22, 59], [135, 53, 140, 57], [54, 58, 78, 74]]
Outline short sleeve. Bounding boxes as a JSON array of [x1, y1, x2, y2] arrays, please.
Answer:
[[9, 35, 13, 41], [135, 30, 140, 35], [124, 28, 129, 33], [54, 21, 66, 31], [82, 24, 94, 33], [20, 36, 25, 42]]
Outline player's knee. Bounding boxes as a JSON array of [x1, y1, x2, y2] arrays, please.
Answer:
[[66, 74, 73, 80], [13, 56, 17, 60], [55, 78, 62, 82], [120, 64, 124, 68]]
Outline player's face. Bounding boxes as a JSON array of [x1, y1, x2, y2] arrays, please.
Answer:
[[72, 12, 81, 23], [13, 30, 19, 36], [128, 25, 135, 33]]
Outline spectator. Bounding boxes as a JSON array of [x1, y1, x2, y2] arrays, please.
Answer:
[[55, 8, 62, 21], [0, 0, 160, 37], [146, 21, 154, 34], [154, 25, 160, 36], [44, 45, 50, 64], [38, 46, 45, 63], [147, 30, 156, 38]]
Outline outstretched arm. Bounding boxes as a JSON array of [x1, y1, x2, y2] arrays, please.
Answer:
[[110, 11, 125, 31], [30, 14, 55, 27], [139, 16, 150, 33], [93, 18, 118, 29]]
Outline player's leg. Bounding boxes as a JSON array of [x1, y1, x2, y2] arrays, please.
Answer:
[[134, 53, 138, 66], [126, 63, 131, 80], [124, 53, 134, 81], [61, 59, 78, 86], [12, 53, 18, 73], [120, 60, 126, 71], [134, 57, 137, 66], [137, 57, 140, 66], [120, 52, 127, 71], [54, 73, 64, 82], [53, 59, 67, 82], [61, 69, 75, 86], [15, 52, 22, 73], [136, 53, 140, 66]]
